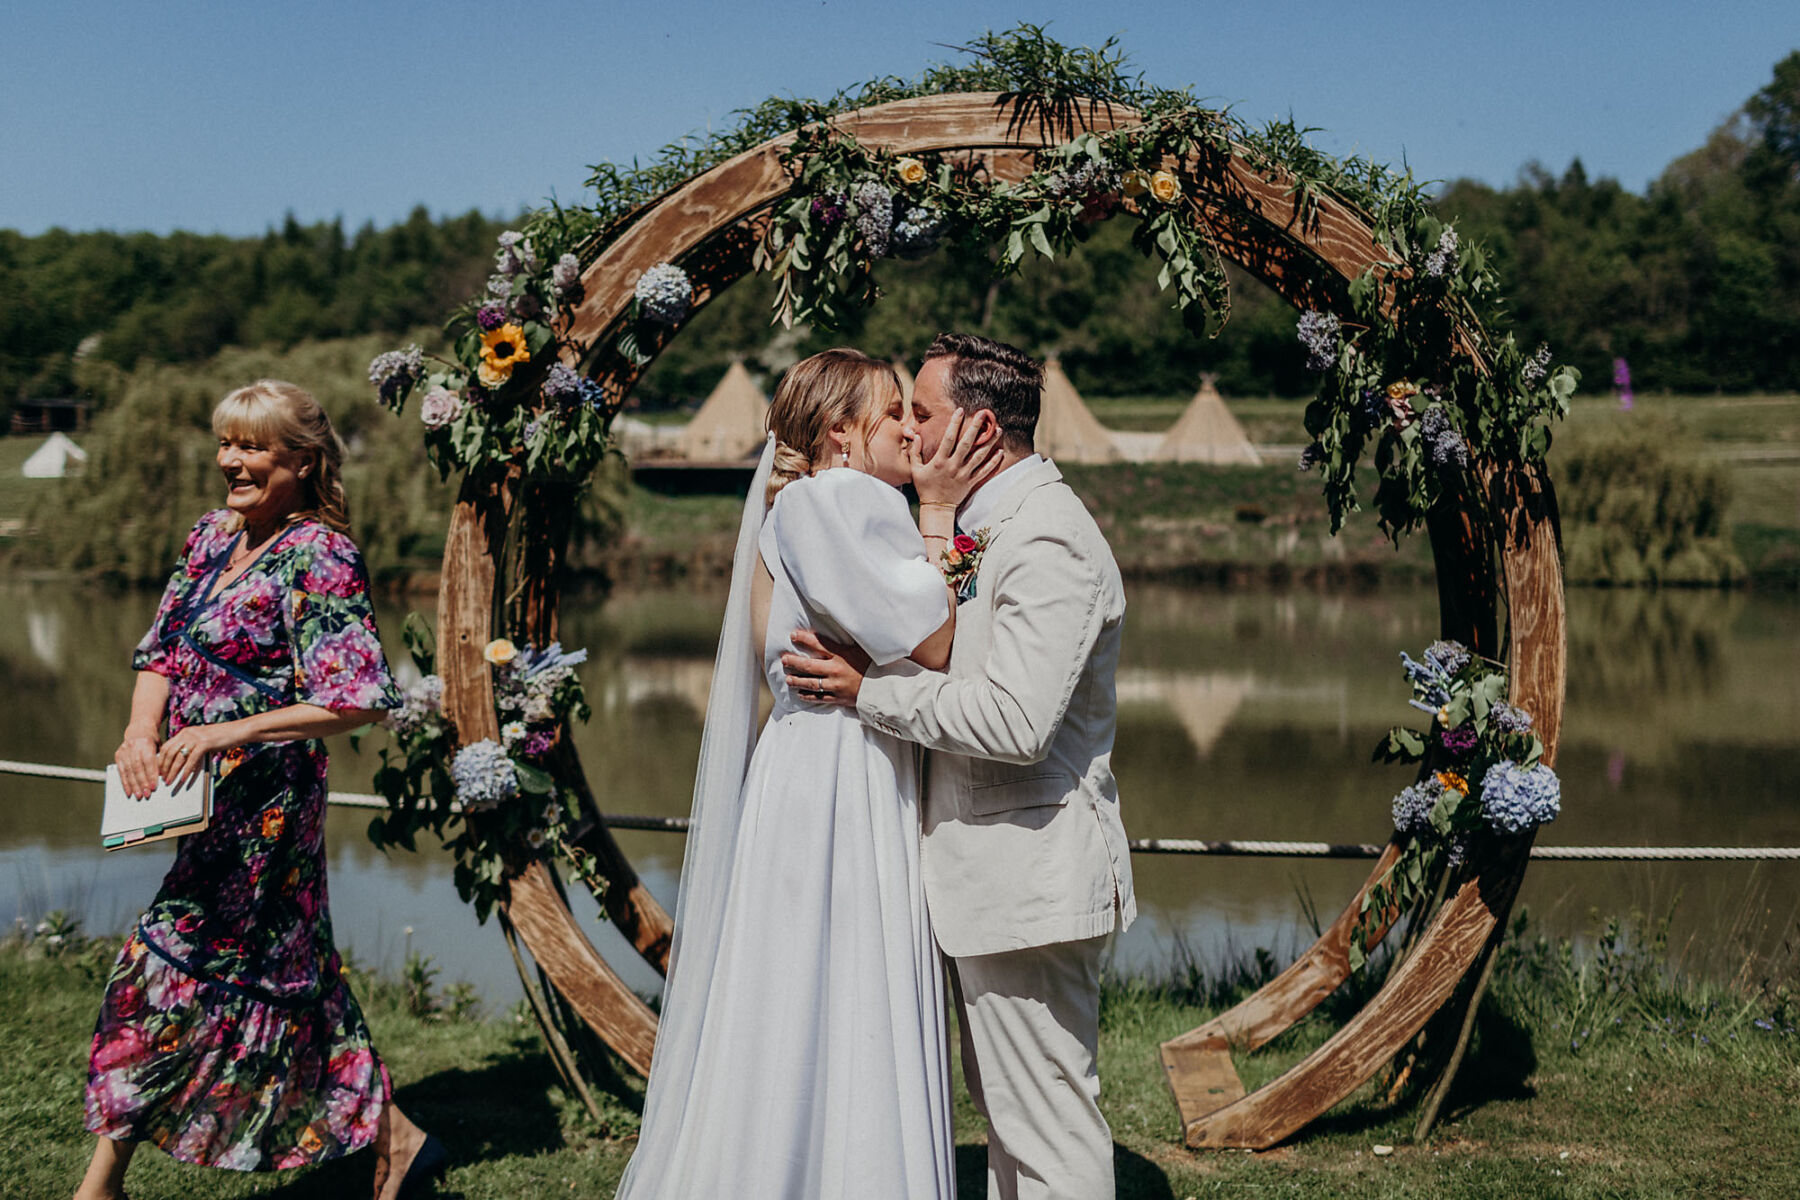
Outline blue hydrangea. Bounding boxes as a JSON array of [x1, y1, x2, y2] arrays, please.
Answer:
[[368, 344, 423, 407], [891, 206, 942, 259], [1392, 778, 1445, 834], [1424, 226, 1459, 277], [451, 739, 518, 810], [1479, 760, 1561, 833], [1419, 406, 1470, 469], [578, 378, 607, 411], [385, 674, 444, 737], [635, 262, 691, 324], [543, 363, 583, 402], [1490, 701, 1534, 734], [852, 179, 894, 257], [1297, 310, 1340, 371]]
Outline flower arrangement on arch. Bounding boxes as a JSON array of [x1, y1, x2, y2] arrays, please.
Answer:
[[1347, 639, 1561, 968], [362, 616, 602, 922]]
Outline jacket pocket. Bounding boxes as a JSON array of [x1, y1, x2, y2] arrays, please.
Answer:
[[967, 766, 1072, 816]]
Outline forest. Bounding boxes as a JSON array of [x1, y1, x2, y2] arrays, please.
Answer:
[[3, 53, 1795, 419]]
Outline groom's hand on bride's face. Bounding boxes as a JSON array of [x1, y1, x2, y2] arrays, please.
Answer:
[[781, 629, 867, 707]]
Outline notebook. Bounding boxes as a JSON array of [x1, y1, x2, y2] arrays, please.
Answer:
[[101, 764, 212, 850]]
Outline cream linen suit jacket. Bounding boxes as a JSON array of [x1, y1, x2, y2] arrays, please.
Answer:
[[857, 458, 1136, 959]]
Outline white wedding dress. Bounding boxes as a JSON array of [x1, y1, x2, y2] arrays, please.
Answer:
[[615, 453, 956, 1200]]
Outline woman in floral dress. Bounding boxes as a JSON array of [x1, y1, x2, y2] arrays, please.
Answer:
[[76, 381, 445, 1200]]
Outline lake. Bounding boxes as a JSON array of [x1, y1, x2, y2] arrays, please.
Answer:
[[3, 577, 1797, 1008]]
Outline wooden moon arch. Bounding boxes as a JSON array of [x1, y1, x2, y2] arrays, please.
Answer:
[[434, 92, 1565, 1147]]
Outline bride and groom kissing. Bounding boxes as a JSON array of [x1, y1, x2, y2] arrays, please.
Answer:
[[615, 333, 1135, 1200]]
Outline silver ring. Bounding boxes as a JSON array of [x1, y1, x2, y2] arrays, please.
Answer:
[[176, 746, 191, 756]]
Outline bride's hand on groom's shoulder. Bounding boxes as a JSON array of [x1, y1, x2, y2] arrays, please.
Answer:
[[782, 630, 867, 707], [908, 408, 1003, 509]]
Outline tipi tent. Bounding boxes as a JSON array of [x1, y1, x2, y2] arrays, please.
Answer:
[[1035, 357, 1122, 464], [1155, 373, 1261, 465], [677, 361, 769, 460], [21, 432, 88, 478]]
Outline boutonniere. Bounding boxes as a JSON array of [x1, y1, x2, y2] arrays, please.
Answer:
[[941, 527, 991, 604]]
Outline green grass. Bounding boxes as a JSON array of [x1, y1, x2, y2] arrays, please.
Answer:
[[9, 913, 1799, 1198]]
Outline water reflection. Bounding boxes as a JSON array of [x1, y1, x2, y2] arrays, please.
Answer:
[[3, 579, 1797, 1005]]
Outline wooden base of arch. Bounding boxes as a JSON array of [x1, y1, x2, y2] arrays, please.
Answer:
[[432, 91, 1567, 1148]]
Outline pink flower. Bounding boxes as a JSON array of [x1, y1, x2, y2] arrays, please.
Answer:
[[111, 984, 146, 1021], [420, 386, 465, 430], [91, 1027, 147, 1073]]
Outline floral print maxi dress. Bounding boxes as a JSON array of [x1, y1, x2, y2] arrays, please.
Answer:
[[85, 509, 402, 1170]]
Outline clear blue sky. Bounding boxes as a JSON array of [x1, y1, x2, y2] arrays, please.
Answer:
[[6, 1, 1797, 237]]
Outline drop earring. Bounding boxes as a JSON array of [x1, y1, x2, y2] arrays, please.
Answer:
[[839, 443, 849, 467]]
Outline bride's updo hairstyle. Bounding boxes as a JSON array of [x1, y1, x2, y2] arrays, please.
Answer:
[[764, 349, 903, 504], [212, 379, 352, 533]]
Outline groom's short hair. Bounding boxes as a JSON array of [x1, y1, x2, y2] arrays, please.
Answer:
[[922, 333, 1042, 453]]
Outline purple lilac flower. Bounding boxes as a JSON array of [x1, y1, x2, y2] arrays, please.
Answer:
[[1489, 701, 1534, 734], [523, 731, 557, 758], [1440, 726, 1479, 754], [385, 674, 445, 737], [551, 252, 581, 294], [1479, 760, 1561, 833], [495, 231, 536, 276], [476, 303, 508, 331], [1392, 778, 1445, 834], [635, 262, 692, 324], [1045, 154, 1116, 199], [1521, 344, 1552, 388], [1297, 310, 1340, 372], [1424, 639, 1471, 675], [523, 418, 543, 444], [368, 344, 424, 407], [1298, 442, 1325, 472], [486, 274, 514, 299], [451, 739, 518, 810], [1446, 834, 1472, 868], [810, 194, 848, 228], [510, 290, 544, 321], [543, 363, 583, 403], [852, 178, 894, 257], [1424, 227, 1460, 277], [1419, 406, 1470, 469], [891, 206, 943, 259]]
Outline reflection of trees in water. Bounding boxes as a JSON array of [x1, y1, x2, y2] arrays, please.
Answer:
[[1564, 588, 1735, 707]]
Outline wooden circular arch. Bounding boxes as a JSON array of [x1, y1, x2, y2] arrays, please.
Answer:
[[435, 92, 1566, 1148]]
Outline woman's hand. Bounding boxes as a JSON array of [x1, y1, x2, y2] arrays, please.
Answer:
[[114, 726, 163, 800], [908, 408, 1004, 510], [156, 722, 241, 789]]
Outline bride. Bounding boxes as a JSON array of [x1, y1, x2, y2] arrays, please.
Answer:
[[614, 348, 998, 1199]]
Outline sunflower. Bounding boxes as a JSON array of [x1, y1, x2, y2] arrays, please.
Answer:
[[479, 323, 532, 386]]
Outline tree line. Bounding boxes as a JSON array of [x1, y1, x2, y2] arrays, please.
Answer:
[[3, 54, 1794, 418]]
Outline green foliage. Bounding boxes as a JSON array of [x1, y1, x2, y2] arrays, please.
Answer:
[[10, 336, 456, 584], [1557, 417, 1746, 586]]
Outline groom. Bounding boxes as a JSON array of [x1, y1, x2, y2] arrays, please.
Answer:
[[785, 333, 1135, 1200]]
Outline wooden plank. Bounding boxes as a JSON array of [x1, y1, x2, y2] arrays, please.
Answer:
[[504, 859, 659, 1076]]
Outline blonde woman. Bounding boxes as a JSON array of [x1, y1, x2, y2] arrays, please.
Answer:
[[78, 382, 444, 1200], [615, 350, 998, 1199]]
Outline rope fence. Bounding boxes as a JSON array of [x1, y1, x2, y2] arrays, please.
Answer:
[[11, 757, 1800, 862]]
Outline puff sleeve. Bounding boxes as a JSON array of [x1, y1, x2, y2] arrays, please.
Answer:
[[284, 528, 402, 712], [762, 470, 948, 666]]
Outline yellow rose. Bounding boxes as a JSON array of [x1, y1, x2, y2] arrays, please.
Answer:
[[477, 360, 512, 388], [896, 157, 927, 186], [1121, 169, 1150, 198], [1149, 170, 1181, 203], [1387, 381, 1420, 401], [484, 638, 517, 666]]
